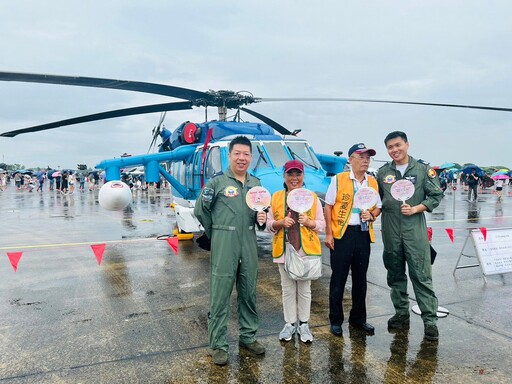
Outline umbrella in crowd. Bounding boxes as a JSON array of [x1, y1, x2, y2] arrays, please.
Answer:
[[12, 169, 33, 176], [439, 162, 456, 170], [491, 172, 510, 180], [46, 170, 57, 180], [52, 171, 61, 178], [462, 164, 484, 176]]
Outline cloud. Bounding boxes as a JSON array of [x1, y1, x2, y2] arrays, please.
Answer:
[[0, 0, 511, 169]]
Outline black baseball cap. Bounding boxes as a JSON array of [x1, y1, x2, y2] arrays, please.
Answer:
[[348, 143, 376, 157]]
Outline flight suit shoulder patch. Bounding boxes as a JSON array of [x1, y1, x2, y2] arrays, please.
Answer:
[[201, 187, 214, 203]]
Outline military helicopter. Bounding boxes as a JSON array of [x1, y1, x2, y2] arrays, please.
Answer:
[[1, 71, 512, 233]]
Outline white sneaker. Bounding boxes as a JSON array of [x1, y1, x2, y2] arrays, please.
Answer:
[[279, 323, 296, 341], [298, 323, 313, 343]]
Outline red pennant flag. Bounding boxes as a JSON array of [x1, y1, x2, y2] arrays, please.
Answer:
[[480, 227, 487, 241], [166, 237, 179, 255], [445, 228, 454, 243], [7, 252, 23, 272], [90, 244, 106, 265]]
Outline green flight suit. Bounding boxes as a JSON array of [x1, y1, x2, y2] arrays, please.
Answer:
[[194, 168, 261, 352], [376, 156, 443, 325]]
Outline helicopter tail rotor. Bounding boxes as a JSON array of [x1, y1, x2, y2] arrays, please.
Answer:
[[148, 112, 167, 153]]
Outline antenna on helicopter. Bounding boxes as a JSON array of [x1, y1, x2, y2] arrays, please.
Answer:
[[233, 109, 241, 122]]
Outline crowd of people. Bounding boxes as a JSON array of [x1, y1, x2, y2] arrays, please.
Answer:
[[439, 167, 510, 202], [194, 132, 443, 366], [0, 169, 171, 194], [1, 170, 100, 194]]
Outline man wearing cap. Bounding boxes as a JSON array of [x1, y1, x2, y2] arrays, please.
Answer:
[[376, 131, 443, 342], [324, 143, 381, 336]]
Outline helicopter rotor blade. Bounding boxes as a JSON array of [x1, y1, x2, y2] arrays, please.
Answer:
[[258, 97, 512, 113], [240, 107, 293, 136], [0, 101, 193, 137], [3, 72, 512, 113], [0, 71, 209, 101]]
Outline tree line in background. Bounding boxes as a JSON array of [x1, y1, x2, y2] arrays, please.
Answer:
[[0, 163, 25, 171]]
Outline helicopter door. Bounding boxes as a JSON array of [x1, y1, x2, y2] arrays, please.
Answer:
[[191, 146, 222, 191], [192, 149, 203, 192], [204, 146, 222, 182]]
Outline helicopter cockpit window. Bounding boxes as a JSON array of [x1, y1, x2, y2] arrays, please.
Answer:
[[250, 142, 271, 171], [205, 146, 221, 179], [286, 141, 321, 170], [260, 142, 290, 169]]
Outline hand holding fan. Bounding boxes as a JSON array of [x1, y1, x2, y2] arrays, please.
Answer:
[[246, 186, 271, 225], [353, 187, 379, 231], [287, 188, 314, 226]]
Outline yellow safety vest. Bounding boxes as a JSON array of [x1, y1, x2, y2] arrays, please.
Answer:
[[271, 189, 322, 258], [331, 172, 378, 242]]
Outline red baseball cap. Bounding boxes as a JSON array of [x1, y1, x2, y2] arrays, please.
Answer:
[[284, 160, 304, 173]]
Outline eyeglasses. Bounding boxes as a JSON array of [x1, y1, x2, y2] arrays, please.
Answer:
[[350, 155, 372, 161]]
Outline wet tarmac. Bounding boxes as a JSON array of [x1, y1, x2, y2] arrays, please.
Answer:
[[0, 184, 511, 383]]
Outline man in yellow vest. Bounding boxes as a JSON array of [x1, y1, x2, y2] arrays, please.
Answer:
[[324, 143, 381, 336]]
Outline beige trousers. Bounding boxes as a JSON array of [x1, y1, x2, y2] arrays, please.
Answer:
[[278, 264, 311, 324]]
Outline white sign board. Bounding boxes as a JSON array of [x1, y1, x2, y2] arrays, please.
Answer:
[[470, 228, 512, 276]]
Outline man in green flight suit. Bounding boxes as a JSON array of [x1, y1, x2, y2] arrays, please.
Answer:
[[376, 131, 443, 341], [194, 136, 266, 365]]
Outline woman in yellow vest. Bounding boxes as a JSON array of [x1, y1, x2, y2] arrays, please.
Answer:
[[265, 160, 325, 343]]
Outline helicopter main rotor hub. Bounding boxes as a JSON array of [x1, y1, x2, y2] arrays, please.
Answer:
[[193, 90, 258, 109]]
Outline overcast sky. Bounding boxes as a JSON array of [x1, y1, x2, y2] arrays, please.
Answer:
[[1, 1, 511, 170]]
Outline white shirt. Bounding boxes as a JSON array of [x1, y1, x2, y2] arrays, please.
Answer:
[[325, 171, 382, 225], [396, 163, 408, 176]]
